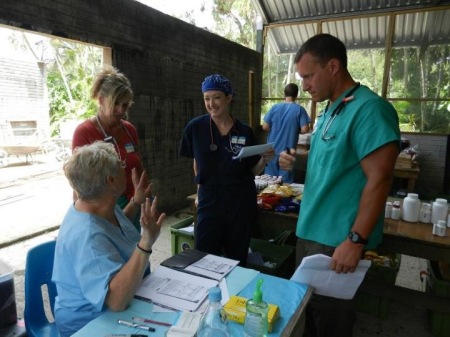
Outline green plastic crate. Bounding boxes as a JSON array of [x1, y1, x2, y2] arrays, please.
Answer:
[[355, 254, 401, 319], [170, 216, 195, 255], [247, 238, 295, 279], [426, 260, 450, 337]]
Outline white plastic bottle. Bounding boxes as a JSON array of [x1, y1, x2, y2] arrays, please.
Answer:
[[244, 279, 268, 337], [431, 198, 448, 225], [419, 203, 431, 223], [197, 287, 231, 337], [402, 193, 420, 222]]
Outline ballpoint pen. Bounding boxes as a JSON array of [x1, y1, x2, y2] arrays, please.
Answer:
[[104, 335, 148, 337], [117, 319, 156, 332], [132, 316, 172, 327]]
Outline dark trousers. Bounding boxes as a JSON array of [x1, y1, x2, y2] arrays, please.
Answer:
[[296, 238, 356, 337], [196, 183, 256, 266]]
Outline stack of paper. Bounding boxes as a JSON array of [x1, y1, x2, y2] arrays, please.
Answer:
[[290, 254, 371, 299], [135, 250, 240, 312], [161, 249, 239, 281], [135, 266, 218, 312]]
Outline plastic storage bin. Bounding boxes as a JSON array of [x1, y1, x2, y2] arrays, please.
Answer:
[[426, 260, 450, 337], [355, 254, 401, 319], [247, 238, 295, 279], [0, 260, 17, 328], [170, 216, 195, 255]]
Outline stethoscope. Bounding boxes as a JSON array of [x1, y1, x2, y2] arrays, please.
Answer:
[[209, 115, 240, 154], [321, 82, 361, 140]]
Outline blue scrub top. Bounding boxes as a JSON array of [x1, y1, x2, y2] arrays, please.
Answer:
[[52, 204, 145, 337]]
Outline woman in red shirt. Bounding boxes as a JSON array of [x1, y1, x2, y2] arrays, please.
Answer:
[[72, 66, 149, 231]]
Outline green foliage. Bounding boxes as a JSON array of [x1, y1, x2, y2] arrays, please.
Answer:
[[46, 40, 102, 136], [211, 0, 259, 49]]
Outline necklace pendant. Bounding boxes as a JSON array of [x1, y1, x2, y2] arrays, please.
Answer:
[[210, 143, 218, 151]]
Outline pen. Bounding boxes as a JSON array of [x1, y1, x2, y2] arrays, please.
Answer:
[[117, 319, 156, 332], [132, 316, 172, 327], [104, 335, 148, 337]]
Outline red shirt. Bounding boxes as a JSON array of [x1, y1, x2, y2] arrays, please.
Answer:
[[72, 119, 143, 200]]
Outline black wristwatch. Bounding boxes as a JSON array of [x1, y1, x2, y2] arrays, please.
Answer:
[[348, 231, 368, 245]]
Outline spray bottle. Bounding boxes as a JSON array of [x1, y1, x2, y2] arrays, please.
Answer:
[[244, 279, 268, 337]]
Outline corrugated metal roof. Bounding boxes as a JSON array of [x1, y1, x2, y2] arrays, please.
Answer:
[[251, 0, 450, 54]]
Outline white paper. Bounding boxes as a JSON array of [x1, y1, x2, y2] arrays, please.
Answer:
[[184, 254, 239, 281], [178, 225, 194, 234], [219, 278, 230, 306], [290, 254, 371, 299], [232, 143, 274, 160], [135, 266, 218, 311], [166, 311, 203, 337]]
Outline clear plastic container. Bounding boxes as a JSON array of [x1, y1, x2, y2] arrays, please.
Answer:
[[197, 287, 230, 337], [244, 279, 268, 337]]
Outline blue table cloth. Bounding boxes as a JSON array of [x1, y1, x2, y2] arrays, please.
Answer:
[[72, 266, 309, 337]]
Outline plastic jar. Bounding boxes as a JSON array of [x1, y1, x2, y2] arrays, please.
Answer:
[[385, 202, 393, 218], [402, 193, 420, 222], [419, 203, 431, 223], [432, 220, 447, 237], [391, 201, 401, 220], [431, 198, 448, 225]]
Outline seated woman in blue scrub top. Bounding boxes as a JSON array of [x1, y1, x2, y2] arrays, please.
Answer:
[[179, 74, 274, 266], [52, 141, 166, 337]]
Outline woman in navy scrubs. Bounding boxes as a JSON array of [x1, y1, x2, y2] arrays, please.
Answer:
[[180, 74, 274, 265]]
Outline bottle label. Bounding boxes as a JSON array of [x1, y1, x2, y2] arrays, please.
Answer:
[[244, 312, 265, 336]]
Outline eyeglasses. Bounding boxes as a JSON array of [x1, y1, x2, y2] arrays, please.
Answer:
[[321, 83, 361, 141]]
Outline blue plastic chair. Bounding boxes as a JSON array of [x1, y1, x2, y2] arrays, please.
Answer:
[[24, 240, 60, 337]]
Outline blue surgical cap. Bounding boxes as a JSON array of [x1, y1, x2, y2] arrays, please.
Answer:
[[201, 74, 234, 95]]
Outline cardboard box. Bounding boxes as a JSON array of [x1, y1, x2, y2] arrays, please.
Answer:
[[395, 152, 412, 169], [223, 295, 279, 332]]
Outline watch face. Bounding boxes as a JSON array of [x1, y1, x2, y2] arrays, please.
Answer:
[[349, 232, 367, 244]]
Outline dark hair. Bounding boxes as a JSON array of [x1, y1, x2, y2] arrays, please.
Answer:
[[284, 83, 299, 98], [294, 33, 348, 68]]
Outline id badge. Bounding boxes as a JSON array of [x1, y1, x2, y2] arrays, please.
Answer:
[[124, 143, 135, 153]]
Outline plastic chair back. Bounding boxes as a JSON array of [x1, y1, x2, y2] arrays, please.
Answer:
[[24, 240, 60, 337]]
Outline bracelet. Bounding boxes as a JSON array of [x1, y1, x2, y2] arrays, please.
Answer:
[[136, 243, 152, 255], [131, 197, 141, 208]]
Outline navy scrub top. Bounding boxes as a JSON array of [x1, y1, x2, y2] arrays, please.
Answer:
[[179, 114, 260, 185]]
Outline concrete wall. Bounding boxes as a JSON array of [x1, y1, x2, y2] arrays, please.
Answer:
[[0, 0, 263, 213], [401, 133, 449, 199]]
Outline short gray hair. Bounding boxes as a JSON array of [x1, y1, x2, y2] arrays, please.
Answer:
[[64, 141, 122, 200]]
